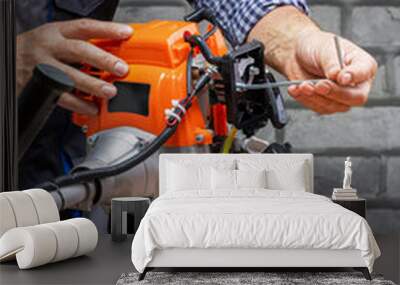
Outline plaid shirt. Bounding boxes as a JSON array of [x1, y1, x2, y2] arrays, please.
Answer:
[[195, 0, 309, 45]]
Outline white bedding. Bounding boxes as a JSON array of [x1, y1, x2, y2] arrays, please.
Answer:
[[131, 190, 380, 273]]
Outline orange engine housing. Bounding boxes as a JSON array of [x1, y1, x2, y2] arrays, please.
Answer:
[[73, 20, 227, 148]]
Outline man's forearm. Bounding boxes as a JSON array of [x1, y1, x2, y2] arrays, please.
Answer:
[[248, 6, 319, 77]]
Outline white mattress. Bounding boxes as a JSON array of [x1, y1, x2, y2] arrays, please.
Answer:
[[131, 190, 380, 273]]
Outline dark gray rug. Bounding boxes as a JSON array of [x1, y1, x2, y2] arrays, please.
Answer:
[[117, 272, 396, 285]]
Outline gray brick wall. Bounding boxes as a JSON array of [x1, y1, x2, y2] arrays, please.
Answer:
[[114, 0, 191, 23], [114, 0, 400, 234]]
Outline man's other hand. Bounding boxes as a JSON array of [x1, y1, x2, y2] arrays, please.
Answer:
[[17, 19, 134, 115], [248, 6, 377, 115], [286, 29, 377, 114]]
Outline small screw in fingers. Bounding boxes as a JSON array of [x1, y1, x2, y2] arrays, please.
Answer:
[[334, 35, 344, 70]]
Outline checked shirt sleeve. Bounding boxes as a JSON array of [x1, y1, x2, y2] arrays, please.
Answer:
[[194, 0, 309, 45]]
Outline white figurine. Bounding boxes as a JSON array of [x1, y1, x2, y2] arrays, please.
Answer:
[[342, 157, 352, 189]]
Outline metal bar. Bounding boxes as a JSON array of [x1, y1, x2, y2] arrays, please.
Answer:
[[50, 184, 91, 210], [236, 79, 321, 90]]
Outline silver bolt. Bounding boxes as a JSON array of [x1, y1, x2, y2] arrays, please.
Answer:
[[249, 66, 260, 76], [87, 136, 96, 145], [195, 134, 204, 143]]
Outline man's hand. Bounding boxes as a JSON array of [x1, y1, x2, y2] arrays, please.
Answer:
[[17, 19, 134, 115], [248, 6, 377, 115]]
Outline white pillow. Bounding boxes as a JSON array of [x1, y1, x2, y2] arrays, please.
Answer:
[[236, 169, 267, 189], [166, 159, 236, 192], [211, 168, 236, 190], [166, 162, 211, 191], [238, 159, 307, 191], [267, 166, 306, 191], [211, 169, 267, 190]]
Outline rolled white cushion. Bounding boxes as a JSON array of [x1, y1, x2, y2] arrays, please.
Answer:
[[42, 221, 79, 262], [24, 189, 59, 224], [65, 218, 98, 257], [0, 225, 57, 269], [236, 169, 267, 189], [0, 196, 17, 237], [0, 218, 98, 269], [0, 191, 39, 227]]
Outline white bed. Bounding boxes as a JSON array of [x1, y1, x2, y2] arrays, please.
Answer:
[[131, 154, 380, 280]]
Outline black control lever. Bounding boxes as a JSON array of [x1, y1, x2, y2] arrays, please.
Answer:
[[18, 64, 74, 160], [184, 7, 215, 23], [184, 8, 235, 44], [265, 72, 288, 129]]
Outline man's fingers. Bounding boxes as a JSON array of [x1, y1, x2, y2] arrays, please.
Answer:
[[338, 52, 377, 85], [315, 80, 369, 106], [288, 84, 327, 113], [59, 19, 133, 40], [313, 80, 331, 96], [53, 60, 117, 98], [59, 40, 129, 76], [298, 82, 350, 114], [288, 83, 350, 114], [323, 57, 341, 82], [317, 36, 342, 81], [319, 35, 377, 87], [58, 93, 98, 116]]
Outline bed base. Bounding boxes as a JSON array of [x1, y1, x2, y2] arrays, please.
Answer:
[[138, 248, 372, 281], [138, 267, 371, 281], [354, 267, 372, 280]]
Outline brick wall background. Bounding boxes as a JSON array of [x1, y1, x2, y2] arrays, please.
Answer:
[[114, 0, 400, 234]]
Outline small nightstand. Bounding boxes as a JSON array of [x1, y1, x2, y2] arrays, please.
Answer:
[[332, 198, 366, 218], [111, 197, 151, 242]]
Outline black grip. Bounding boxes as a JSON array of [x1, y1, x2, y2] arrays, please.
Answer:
[[184, 7, 214, 23], [265, 72, 288, 129], [18, 64, 74, 160]]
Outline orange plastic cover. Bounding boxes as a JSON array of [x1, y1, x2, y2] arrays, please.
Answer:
[[73, 20, 227, 147]]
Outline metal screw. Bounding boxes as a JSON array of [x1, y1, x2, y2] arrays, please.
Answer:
[[334, 35, 344, 70], [195, 134, 204, 143], [249, 66, 260, 76], [87, 136, 96, 145]]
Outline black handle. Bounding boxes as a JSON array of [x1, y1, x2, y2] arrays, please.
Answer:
[[18, 64, 74, 160], [184, 7, 214, 23], [265, 72, 288, 129]]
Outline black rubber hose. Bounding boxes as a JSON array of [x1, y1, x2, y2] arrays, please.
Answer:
[[183, 7, 236, 46], [185, 34, 223, 65], [39, 125, 177, 190], [186, 49, 193, 97]]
